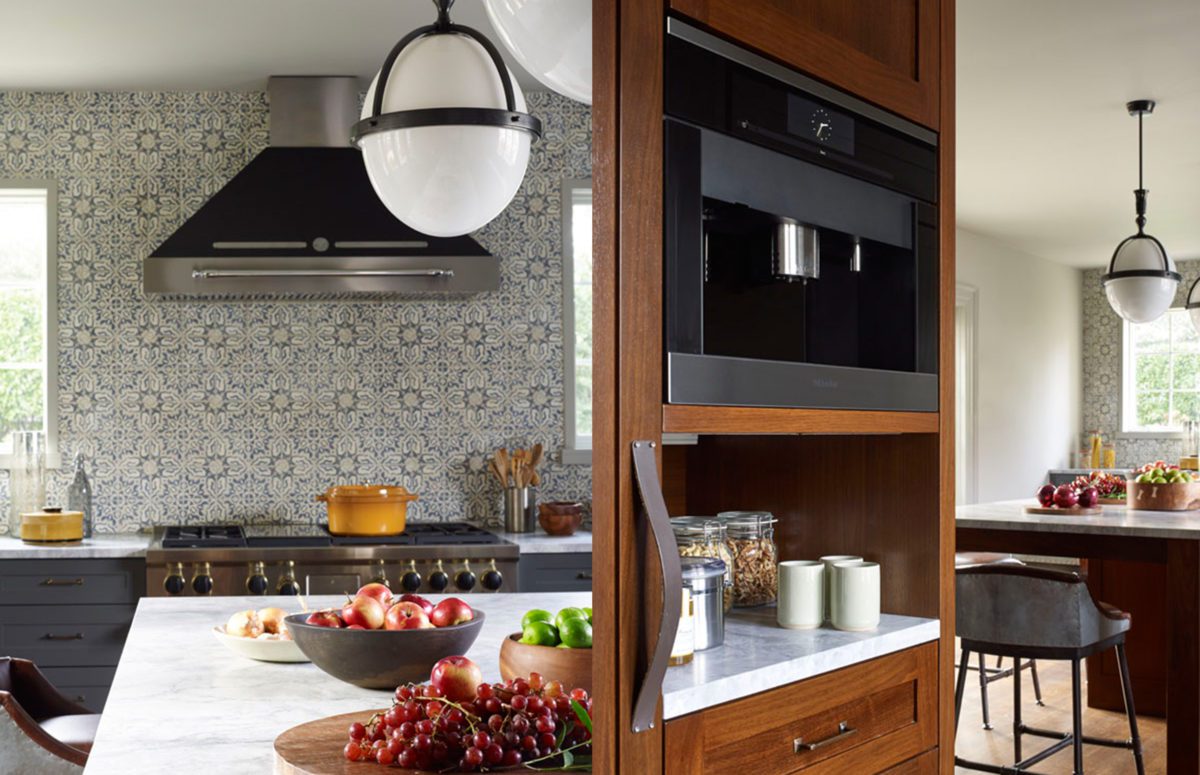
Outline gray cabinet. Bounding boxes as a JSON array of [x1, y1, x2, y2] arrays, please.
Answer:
[[0, 558, 144, 711], [518, 553, 592, 592]]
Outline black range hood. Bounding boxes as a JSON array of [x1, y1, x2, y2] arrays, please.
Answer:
[[144, 77, 499, 298]]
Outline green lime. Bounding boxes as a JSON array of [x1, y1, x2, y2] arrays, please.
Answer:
[[559, 616, 593, 649], [520, 621, 559, 647], [554, 607, 588, 633], [521, 609, 553, 630], [582, 606, 593, 624]]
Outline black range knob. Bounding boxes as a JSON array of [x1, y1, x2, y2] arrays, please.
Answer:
[[247, 574, 269, 595], [400, 570, 422, 593], [455, 569, 476, 592], [192, 574, 213, 595], [481, 569, 503, 592], [278, 579, 299, 595], [429, 570, 448, 592], [164, 574, 186, 595]]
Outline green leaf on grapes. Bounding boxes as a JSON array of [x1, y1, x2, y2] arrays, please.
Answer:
[[570, 698, 593, 734], [562, 750, 575, 768]]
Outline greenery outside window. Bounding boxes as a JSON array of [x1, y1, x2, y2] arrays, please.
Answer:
[[1122, 308, 1200, 435], [0, 182, 58, 467], [562, 180, 592, 464]]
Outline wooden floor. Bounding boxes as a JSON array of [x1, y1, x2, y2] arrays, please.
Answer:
[[954, 654, 1164, 774]]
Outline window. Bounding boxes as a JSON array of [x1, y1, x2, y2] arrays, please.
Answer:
[[0, 182, 58, 466], [1122, 308, 1200, 434], [562, 180, 592, 463]]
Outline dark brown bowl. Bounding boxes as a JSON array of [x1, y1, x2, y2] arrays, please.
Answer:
[[538, 501, 584, 536], [284, 612, 485, 690]]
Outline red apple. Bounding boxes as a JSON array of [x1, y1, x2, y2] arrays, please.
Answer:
[[385, 601, 434, 630], [305, 609, 344, 628], [1054, 484, 1078, 509], [1078, 486, 1100, 508], [356, 582, 393, 608], [341, 594, 387, 630], [430, 598, 474, 628], [1036, 484, 1056, 508], [398, 593, 434, 616], [430, 656, 483, 703]]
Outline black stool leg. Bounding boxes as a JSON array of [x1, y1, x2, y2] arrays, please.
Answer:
[[1030, 658, 1045, 706], [1013, 651, 1023, 763], [1071, 657, 1084, 775], [978, 651, 993, 730], [1116, 643, 1146, 775], [955, 646, 971, 736]]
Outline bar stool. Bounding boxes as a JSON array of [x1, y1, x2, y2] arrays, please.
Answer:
[[954, 564, 1144, 775], [954, 552, 1043, 729]]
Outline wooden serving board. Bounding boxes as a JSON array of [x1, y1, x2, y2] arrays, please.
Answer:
[[1024, 505, 1103, 516], [274, 710, 589, 774]]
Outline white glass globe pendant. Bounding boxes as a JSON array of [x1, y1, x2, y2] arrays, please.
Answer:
[[484, 0, 592, 105], [1101, 100, 1178, 324], [351, 0, 543, 238]]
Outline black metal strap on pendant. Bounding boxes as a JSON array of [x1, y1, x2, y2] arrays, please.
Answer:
[[1186, 274, 1200, 311], [350, 0, 543, 146], [1102, 232, 1177, 285]]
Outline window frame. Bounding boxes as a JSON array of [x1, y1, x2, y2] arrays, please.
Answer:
[[1119, 307, 1191, 440], [0, 179, 60, 469], [561, 178, 593, 465]]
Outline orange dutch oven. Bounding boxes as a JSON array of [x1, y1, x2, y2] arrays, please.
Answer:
[[316, 485, 418, 536]]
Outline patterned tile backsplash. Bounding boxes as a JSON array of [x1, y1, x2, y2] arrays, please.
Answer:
[[1082, 259, 1200, 467], [0, 90, 592, 532]]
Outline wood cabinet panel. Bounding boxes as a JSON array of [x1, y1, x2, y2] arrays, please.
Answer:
[[663, 643, 937, 775], [669, 0, 940, 128], [1086, 558, 1167, 716], [880, 749, 939, 774]]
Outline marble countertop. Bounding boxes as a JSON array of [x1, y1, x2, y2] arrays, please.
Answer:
[[0, 532, 150, 559], [86, 592, 592, 775], [497, 528, 592, 554], [958, 499, 1200, 540], [661, 607, 940, 719]]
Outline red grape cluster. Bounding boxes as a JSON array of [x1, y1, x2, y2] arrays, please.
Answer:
[[343, 672, 593, 771], [1069, 471, 1126, 499]]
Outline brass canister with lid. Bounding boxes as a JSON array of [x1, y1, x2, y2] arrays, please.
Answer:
[[20, 507, 85, 544]]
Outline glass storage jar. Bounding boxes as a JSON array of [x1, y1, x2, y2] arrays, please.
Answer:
[[671, 516, 734, 611], [717, 511, 778, 607]]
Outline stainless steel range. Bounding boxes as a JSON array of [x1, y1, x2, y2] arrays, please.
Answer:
[[145, 523, 519, 597]]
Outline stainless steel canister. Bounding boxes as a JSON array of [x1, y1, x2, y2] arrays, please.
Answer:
[[680, 556, 727, 651]]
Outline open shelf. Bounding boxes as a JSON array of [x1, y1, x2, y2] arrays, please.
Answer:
[[661, 607, 940, 719], [662, 404, 939, 435]]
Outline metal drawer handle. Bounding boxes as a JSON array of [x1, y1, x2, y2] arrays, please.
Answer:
[[41, 578, 84, 586], [794, 722, 857, 753], [43, 633, 84, 641], [575, 572, 593, 580], [192, 268, 454, 279]]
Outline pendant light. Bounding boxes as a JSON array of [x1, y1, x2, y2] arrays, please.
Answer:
[[351, 0, 543, 238], [483, 0, 592, 105], [1101, 100, 1178, 323]]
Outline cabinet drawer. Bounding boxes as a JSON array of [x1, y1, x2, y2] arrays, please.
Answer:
[[0, 604, 135, 666], [664, 642, 937, 775], [39, 665, 118, 689], [0, 559, 143, 605], [54, 684, 111, 713], [518, 553, 592, 592], [880, 749, 938, 774]]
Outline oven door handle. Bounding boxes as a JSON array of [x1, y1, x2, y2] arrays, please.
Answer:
[[630, 440, 682, 734]]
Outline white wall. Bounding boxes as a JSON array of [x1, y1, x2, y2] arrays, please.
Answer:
[[956, 227, 1082, 502]]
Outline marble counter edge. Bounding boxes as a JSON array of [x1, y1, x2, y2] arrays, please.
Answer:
[[0, 533, 152, 559], [496, 530, 592, 554], [661, 617, 941, 720]]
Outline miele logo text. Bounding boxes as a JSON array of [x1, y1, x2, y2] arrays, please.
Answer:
[[812, 378, 838, 389]]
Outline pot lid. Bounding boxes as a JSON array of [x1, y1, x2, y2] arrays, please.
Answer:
[[316, 485, 418, 502]]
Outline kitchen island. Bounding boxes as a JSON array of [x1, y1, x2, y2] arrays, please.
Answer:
[[958, 499, 1200, 775]]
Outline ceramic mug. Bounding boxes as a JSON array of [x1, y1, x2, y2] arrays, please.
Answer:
[[830, 560, 881, 632], [819, 555, 862, 622], [777, 561, 824, 630]]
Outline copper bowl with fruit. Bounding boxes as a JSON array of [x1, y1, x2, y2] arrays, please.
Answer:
[[538, 501, 584, 536], [499, 633, 592, 694], [285, 612, 485, 689]]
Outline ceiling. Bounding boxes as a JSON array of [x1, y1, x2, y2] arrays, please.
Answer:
[[0, 0, 543, 92], [957, 0, 1200, 267]]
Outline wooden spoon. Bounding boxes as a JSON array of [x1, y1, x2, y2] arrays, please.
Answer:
[[495, 448, 510, 486]]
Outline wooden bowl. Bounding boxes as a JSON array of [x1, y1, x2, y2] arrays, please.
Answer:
[[538, 501, 584, 536], [1127, 480, 1200, 511], [499, 633, 591, 693], [284, 612, 484, 690]]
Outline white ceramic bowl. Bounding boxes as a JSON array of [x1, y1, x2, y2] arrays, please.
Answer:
[[211, 626, 309, 663]]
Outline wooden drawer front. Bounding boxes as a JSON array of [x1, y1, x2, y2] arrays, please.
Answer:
[[0, 559, 143, 605], [669, 0, 940, 129], [0, 604, 135, 666], [880, 749, 938, 774], [518, 554, 592, 592], [665, 643, 937, 775]]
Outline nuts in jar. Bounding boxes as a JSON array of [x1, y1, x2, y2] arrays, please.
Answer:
[[671, 517, 734, 612], [718, 511, 778, 607]]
